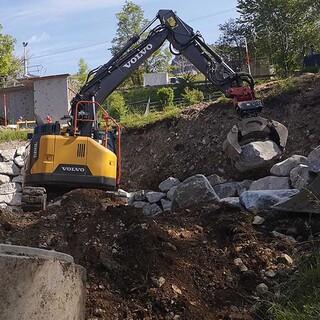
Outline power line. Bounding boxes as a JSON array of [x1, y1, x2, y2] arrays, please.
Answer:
[[30, 8, 237, 60], [31, 41, 110, 60]]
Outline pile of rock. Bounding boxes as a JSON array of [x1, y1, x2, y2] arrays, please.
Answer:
[[0, 146, 25, 210], [129, 145, 320, 216]]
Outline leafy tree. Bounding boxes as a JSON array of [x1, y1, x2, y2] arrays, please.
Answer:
[[157, 87, 174, 109], [77, 58, 89, 86], [0, 24, 21, 84], [111, 1, 172, 86], [216, 19, 248, 71], [182, 87, 204, 105], [106, 92, 128, 120], [237, 0, 320, 76]]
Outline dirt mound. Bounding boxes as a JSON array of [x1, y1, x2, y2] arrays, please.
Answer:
[[0, 189, 300, 319], [122, 74, 320, 190]]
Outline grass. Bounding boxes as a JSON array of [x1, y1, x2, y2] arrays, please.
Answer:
[[271, 253, 320, 320], [0, 129, 29, 143], [121, 106, 182, 129]]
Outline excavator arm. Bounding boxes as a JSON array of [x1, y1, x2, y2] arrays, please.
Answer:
[[70, 9, 288, 164]]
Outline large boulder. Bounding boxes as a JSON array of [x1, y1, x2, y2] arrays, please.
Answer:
[[206, 174, 226, 186], [0, 162, 20, 176], [213, 182, 238, 198], [172, 174, 220, 210], [0, 183, 21, 195], [0, 149, 16, 162], [15, 146, 26, 157], [158, 177, 180, 192], [14, 156, 24, 168], [167, 186, 178, 201], [219, 197, 241, 208], [0, 193, 22, 206], [249, 176, 290, 191], [161, 199, 172, 212], [308, 146, 320, 173], [235, 141, 282, 173], [240, 189, 299, 213], [213, 180, 252, 198], [146, 191, 165, 203], [143, 203, 162, 216], [0, 174, 10, 185], [290, 164, 313, 190], [270, 155, 308, 176]]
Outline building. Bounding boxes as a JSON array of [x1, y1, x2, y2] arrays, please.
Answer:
[[0, 74, 77, 125]]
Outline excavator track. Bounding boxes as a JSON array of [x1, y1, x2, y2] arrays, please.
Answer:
[[22, 186, 47, 212]]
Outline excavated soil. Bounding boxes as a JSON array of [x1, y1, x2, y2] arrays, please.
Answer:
[[122, 74, 320, 190], [0, 189, 307, 320]]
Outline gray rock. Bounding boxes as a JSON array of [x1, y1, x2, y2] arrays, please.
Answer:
[[270, 155, 308, 176], [133, 190, 147, 201], [220, 197, 241, 208], [290, 164, 312, 190], [143, 203, 162, 216], [250, 176, 290, 191], [158, 177, 180, 192], [213, 182, 238, 198], [0, 192, 22, 206], [13, 155, 24, 168], [132, 201, 148, 209], [256, 283, 269, 296], [172, 174, 220, 210], [265, 270, 276, 278], [237, 180, 253, 196], [0, 182, 21, 195], [253, 216, 265, 225], [12, 175, 23, 184], [146, 191, 165, 203], [272, 231, 297, 244], [235, 141, 282, 172], [308, 146, 320, 173], [0, 149, 16, 162], [15, 146, 26, 157], [0, 174, 10, 185], [0, 162, 20, 176], [235, 141, 282, 173], [240, 189, 299, 213], [234, 258, 248, 272], [206, 174, 226, 186], [167, 186, 178, 201], [161, 199, 172, 212]]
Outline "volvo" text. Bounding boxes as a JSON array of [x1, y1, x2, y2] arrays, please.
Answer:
[[123, 44, 153, 69]]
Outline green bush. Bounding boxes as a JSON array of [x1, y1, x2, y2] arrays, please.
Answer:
[[182, 87, 204, 105], [157, 87, 174, 109], [106, 92, 128, 120]]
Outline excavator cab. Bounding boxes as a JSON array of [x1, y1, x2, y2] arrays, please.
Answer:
[[23, 101, 121, 211]]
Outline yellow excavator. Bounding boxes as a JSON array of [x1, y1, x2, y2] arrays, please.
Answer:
[[23, 9, 293, 210]]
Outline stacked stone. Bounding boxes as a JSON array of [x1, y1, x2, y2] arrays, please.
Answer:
[[0, 146, 25, 210], [129, 145, 320, 215]]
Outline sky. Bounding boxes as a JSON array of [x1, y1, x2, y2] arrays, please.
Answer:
[[0, 0, 239, 76]]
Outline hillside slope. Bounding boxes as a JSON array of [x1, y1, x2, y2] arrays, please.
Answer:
[[121, 74, 320, 190]]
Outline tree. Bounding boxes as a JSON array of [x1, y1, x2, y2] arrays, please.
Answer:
[[77, 58, 89, 86], [0, 24, 21, 84], [237, 0, 320, 76], [111, 1, 172, 86], [216, 19, 248, 71]]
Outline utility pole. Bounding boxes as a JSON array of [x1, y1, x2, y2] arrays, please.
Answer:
[[22, 42, 29, 77]]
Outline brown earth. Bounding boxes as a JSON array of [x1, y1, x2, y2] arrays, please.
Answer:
[[0, 189, 313, 320], [121, 74, 320, 191]]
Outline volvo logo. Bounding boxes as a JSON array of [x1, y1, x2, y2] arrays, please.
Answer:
[[123, 44, 153, 69], [62, 166, 86, 173]]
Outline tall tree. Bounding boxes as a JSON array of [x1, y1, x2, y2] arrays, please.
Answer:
[[77, 58, 89, 85], [0, 24, 21, 85], [216, 19, 247, 71], [237, 0, 320, 76], [111, 1, 172, 86]]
